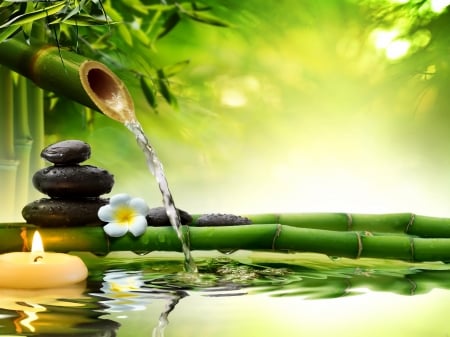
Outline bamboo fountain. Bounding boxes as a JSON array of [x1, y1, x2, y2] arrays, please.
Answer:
[[1, 39, 450, 263]]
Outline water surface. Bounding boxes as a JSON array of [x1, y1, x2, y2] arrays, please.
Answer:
[[1, 251, 449, 337]]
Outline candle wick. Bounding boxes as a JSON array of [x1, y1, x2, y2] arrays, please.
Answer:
[[33, 256, 43, 263]]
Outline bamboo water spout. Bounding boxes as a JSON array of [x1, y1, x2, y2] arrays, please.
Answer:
[[0, 39, 99, 110], [78, 60, 198, 273]]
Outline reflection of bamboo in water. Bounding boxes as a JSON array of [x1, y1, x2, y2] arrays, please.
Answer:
[[255, 268, 450, 299]]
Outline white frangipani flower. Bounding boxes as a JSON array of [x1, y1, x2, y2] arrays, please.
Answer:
[[98, 193, 150, 237]]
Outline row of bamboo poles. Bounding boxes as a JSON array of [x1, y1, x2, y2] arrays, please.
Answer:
[[0, 213, 449, 262], [0, 65, 45, 222]]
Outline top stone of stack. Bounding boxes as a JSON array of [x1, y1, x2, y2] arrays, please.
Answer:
[[41, 139, 91, 165]]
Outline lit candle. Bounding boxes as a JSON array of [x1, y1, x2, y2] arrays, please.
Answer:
[[0, 231, 88, 289]]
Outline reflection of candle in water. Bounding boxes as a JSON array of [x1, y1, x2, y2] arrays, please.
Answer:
[[0, 231, 88, 289]]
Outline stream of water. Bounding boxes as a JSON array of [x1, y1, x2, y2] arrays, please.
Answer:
[[125, 120, 198, 273]]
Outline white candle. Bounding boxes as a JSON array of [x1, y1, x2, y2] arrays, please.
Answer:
[[0, 231, 88, 289]]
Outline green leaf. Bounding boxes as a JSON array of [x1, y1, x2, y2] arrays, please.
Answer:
[[182, 10, 230, 27], [0, 2, 66, 29], [157, 11, 180, 39], [0, 25, 20, 43], [49, 14, 111, 26], [118, 23, 133, 46], [140, 76, 158, 110], [132, 27, 151, 46], [162, 60, 190, 77], [157, 72, 179, 110]]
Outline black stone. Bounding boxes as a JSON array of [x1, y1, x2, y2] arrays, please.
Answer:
[[33, 165, 114, 198], [41, 140, 91, 165], [22, 198, 108, 227], [146, 207, 193, 226], [195, 213, 252, 226]]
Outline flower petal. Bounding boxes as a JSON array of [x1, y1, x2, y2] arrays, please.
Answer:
[[128, 215, 148, 237], [104, 222, 128, 237], [98, 205, 115, 222], [129, 197, 150, 216], [109, 193, 131, 207]]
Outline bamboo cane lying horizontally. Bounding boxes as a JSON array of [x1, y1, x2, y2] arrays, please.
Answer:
[[1, 217, 450, 262], [205, 213, 450, 238]]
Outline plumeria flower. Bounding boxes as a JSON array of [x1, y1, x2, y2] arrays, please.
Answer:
[[98, 193, 150, 237]]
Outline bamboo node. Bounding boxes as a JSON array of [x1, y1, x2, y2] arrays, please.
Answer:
[[355, 232, 363, 259], [405, 213, 416, 234], [409, 236, 415, 262], [346, 213, 353, 231], [272, 224, 282, 250]]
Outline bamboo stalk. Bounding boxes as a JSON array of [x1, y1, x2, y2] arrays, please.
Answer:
[[0, 39, 132, 116], [0, 66, 19, 222], [27, 80, 45, 200], [0, 39, 97, 109], [14, 75, 33, 215], [1, 223, 450, 262], [222, 213, 450, 238]]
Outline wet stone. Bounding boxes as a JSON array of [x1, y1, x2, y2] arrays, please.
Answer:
[[146, 207, 193, 226], [33, 165, 114, 198], [22, 198, 108, 227], [195, 213, 252, 226], [41, 140, 91, 165]]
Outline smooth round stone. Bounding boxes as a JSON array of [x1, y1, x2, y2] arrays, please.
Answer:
[[22, 198, 108, 227], [146, 207, 192, 226], [195, 213, 252, 226], [41, 140, 91, 165], [33, 165, 114, 198]]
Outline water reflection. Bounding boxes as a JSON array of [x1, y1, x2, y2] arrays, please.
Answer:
[[0, 283, 120, 336], [0, 254, 450, 336]]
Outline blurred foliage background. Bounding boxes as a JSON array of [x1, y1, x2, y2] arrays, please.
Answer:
[[1, 0, 450, 219]]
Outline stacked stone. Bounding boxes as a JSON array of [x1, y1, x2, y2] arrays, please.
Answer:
[[22, 140, 114, 227]]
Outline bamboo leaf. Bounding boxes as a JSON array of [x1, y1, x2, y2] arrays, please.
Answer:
[[140, 76, 158, 110], [163, 59, 190, 77], [103, 3, 122, 22], [145, 4, 177, 11], [49, 14, 111, 26], [123, 0, 148, 15], [118, 23, 133, 46], [158, 77, 179, 110], [157, 11, 180, 39], [182, 10, 230, 27], [0, 25, 20, 42], [0, 2, 66, 29], [132, 26, 151, 46]]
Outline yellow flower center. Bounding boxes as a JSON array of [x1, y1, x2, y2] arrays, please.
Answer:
[[115, 207, 135, 225]]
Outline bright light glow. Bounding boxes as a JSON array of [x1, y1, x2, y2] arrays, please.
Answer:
[[371, 29, 410, 60], [385, 39, 410, 59], [31, 231, 44, 253], [430, 0, 450, 13], [221, 88, 247, 107], [372, 29, 398, 49]]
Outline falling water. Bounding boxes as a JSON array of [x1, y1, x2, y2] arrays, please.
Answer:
[[125, 120, 198, 273], [80, 61, 197, 272]]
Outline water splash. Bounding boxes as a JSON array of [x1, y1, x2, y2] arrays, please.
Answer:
[[126, 121, 198, 273]]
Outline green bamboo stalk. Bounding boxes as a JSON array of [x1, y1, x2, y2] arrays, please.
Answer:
[[224, 213, 450, 238], [0, 66, 19, 222], [0, 38, 99, 110], [1, 223, 450, 262], [27, 80, 45, 200], [14, 75, 33, 215]]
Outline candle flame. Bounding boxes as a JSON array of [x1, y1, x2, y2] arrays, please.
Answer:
[[31, 231, 44, 253]]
